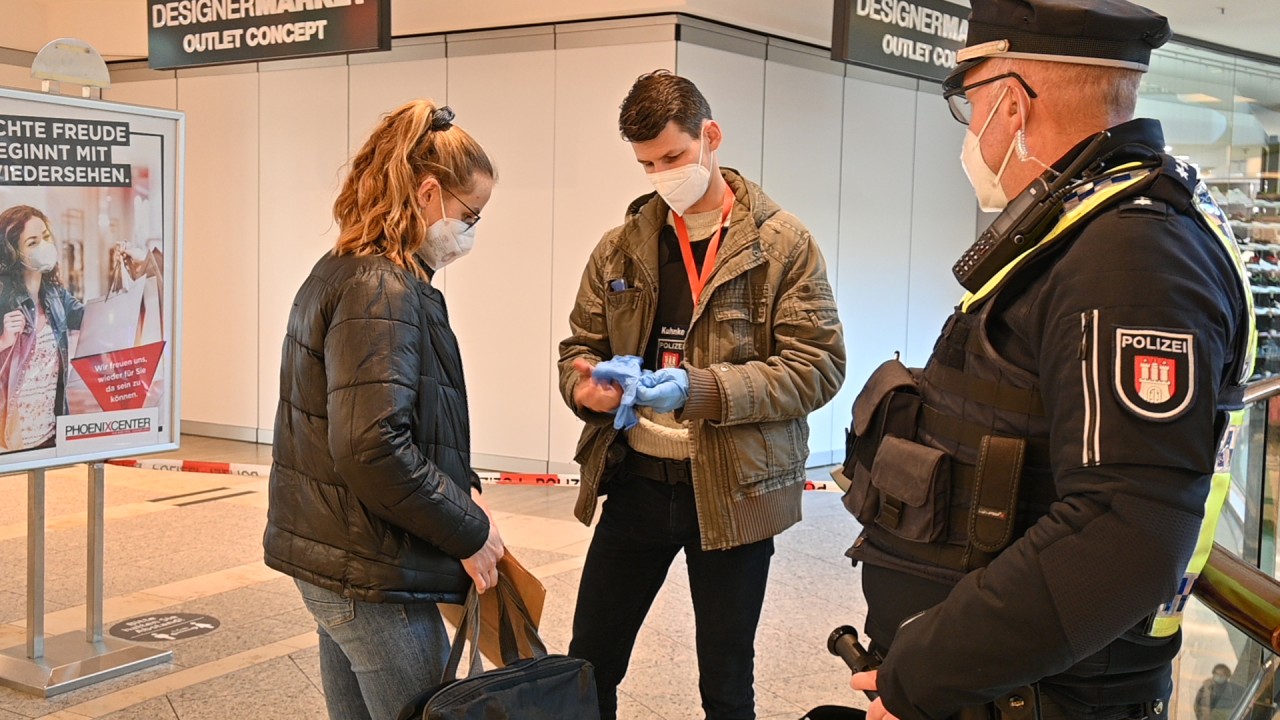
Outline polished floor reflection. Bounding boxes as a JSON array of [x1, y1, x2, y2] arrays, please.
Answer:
[[0, 438, 870, 719]]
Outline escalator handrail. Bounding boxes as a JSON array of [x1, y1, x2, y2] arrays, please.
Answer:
[[1243, 375, 1280, 406], [1186, 376, 1280, 652], [1193, 543, 1280, 654]]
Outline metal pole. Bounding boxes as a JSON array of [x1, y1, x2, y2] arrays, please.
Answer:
[[26, 469, 45, 660], [86, 463, 104, 643], [1228, 653, 1277, 720]]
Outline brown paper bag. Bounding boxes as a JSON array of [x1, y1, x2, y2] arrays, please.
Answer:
[[439, 551, 547, 666]]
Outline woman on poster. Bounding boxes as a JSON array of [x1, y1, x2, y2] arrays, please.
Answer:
[[0, 205, 84, 452]]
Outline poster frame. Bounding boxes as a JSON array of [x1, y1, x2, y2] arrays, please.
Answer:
[[0, 86, 184, 474]]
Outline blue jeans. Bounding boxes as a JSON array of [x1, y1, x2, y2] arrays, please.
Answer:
[[569, 471, 775, 720], [295, 578, 451, 720]]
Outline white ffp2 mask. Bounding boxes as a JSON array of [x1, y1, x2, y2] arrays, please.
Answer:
[[22, 241, 58, 273], [960, 86, 1019, 213], [647, 128, 712, 216], [419, 194, 476, 270]]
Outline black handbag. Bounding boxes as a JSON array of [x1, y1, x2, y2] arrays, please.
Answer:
[[397, 573, 600, 720]]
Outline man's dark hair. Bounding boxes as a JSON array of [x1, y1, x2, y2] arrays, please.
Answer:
[[618, 70, 712, 143]]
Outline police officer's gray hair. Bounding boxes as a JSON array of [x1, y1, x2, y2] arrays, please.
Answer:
[[987, 58, 1143, 126]]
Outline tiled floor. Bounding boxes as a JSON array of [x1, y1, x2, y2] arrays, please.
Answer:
[[0, 438, 872, 719]]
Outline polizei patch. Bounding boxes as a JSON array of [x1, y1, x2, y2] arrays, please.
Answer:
[[1114, 328, 1195, 421]]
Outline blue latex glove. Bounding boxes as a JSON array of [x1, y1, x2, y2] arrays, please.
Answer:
[[591, 355, 644, 430], [634, 367, 689, 414]]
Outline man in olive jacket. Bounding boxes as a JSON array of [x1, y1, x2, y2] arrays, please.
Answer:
[[558, 70, 846, 720]]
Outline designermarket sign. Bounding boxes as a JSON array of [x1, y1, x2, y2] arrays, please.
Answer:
[[832, 0, 969, 83], [148, 0, 391, 70]]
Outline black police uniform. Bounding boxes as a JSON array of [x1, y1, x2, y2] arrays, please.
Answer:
[[841, 2, 1255, 720]]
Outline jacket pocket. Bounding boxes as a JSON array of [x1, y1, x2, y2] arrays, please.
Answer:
[[604, 289, 647, 356], [707, 275, 769, 364], [712, 305, 755, 363], [721, 419, 805, 495], [869, 436, 950, 542]]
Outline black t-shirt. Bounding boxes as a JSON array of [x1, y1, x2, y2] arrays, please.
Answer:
[[643, 225, 721, 371]]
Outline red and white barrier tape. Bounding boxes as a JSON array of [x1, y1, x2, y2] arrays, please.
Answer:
[[109, 458, 271, 477], [110, 460, 845, 492]]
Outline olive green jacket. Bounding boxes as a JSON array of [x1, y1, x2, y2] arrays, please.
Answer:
[[558, 169, 846, 550]]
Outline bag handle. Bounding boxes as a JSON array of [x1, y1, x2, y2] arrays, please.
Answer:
[[440, 587, 482, 683], [494, 572, 548, 665]]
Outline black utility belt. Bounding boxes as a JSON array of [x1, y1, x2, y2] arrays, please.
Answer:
[[626, 451, 693, 486], [957, 686, 1168, 720]]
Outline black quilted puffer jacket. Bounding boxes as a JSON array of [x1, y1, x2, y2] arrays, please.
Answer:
[[264, 251, 489, 604]]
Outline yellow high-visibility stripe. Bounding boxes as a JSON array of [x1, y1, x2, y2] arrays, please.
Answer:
[[1194, 199, 1258, 382], [1149, 410, 1245, 637], [961, 173, 1150, 313], [1151, 198, 1257, 636]]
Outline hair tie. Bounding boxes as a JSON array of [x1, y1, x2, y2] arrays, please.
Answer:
[[430, 106, 455, 131]]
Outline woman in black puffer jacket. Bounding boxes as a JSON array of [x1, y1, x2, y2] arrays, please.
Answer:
[[264, 100, 503, 720]]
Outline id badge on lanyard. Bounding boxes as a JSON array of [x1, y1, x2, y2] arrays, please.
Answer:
[[662, 187, 734, 369], [672, 186, 735, 307]]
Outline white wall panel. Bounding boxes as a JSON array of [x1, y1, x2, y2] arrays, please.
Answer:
[[761, 53, 845, 465], [835, 76, 918, 453], [905, 90, 976, 367], [445, 46, 556, 472], [348, 55, 448, 156], [257, 63, 349, 438], [104, 78, 177, 109], [0, 64, 39, 92], [176, 71, 260, 431], [676, 41, 765, 180], [548, 41, 676, 472]]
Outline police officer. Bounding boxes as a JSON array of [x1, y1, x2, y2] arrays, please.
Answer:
[[841, 1, 1256, 719]]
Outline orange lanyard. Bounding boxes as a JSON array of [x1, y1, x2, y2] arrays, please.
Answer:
[[672, 186, 734, 306]]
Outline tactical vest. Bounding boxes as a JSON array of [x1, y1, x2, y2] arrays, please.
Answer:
[[843, 154, 1255, 637]]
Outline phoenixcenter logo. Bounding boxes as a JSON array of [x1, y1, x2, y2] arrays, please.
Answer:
[[65, 418, 152, 440]]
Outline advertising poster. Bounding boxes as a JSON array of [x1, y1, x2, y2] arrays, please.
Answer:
[[0, 87, 182, 472]]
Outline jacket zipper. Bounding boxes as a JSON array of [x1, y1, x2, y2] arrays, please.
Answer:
[[1079, 310, 1101, 466]]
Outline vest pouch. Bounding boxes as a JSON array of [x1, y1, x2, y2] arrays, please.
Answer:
[[842, 359, 922, 525], [868, 436, 950, 542], [968, 435, 1026, 553], [851, 359, 918, 438]]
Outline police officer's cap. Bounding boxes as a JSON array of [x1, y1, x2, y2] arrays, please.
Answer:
[[943, 0, 1172, 94]]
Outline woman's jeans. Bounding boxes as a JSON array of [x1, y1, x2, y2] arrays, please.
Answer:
[[295, 578, 450, 720]]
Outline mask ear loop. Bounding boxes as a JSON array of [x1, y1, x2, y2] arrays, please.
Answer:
[[978, 86, 1015, 190], [974, 85, 1008, 141], [696, 121, 708, 172]]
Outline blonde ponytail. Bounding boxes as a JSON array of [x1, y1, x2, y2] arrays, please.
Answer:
[[333, 100, 494, 278]]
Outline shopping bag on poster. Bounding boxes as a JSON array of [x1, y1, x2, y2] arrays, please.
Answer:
[[76, 276, 162, 357], [77, 242, 163, 358]]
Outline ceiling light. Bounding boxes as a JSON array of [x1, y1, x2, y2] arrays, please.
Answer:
[[1235, 95, 1258, 104], [1177, 93, 1223, 104]]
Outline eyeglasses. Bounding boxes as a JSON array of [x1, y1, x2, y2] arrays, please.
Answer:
[[444, 187, 481, 230], [944, 72, 1039, 125]]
